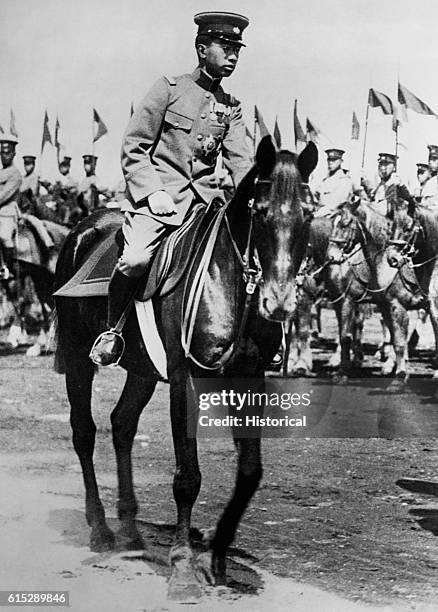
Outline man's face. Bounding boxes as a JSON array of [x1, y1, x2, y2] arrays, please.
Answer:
[[199, 39, 241, 78], [327, 157, 342, 175], [429, 155, 438, 175], [59, 163, 69, 176], [0, 145, 15, 168], [378, 161, 394, 180], [84, 162, 94, 176], [418, 167, 431, 186], [24, 162, 35, 176]]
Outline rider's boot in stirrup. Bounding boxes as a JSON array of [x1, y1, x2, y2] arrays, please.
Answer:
[[89, 269, 138, 366]]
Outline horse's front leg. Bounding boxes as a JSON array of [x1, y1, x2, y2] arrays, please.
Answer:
[[111, 372, 156, 549], [168, 373, 202, 600], [67, 356, 114, 552], [209, 435, 262, 584], [380, 301, 409, 381]]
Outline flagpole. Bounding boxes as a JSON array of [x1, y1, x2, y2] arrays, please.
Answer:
[[253, 107, 257, 158], [91, 108, 95, 160], [361, 99, 370, 170]]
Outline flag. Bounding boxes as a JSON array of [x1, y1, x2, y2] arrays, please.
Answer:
[[398, 82, 437, 116], [41, 110, 52, 153], [306, 117, 320, 143], [10, 109, 18, 137], [351, 112, 360, 140], [54, 115, 62, 162], [273, 117, 282, 148], [368, 89, 393, 115], [130, 101, 134, 118], [0, 124, 4, 134], [293, 100, 306, 149], [93, 108, 108, 142], [254, 105, 270, 138]]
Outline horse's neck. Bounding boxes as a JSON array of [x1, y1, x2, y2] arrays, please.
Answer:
[[418, 209, 438, 257]]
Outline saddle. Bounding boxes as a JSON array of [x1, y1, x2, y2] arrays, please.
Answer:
[[54, 201, 222, 300]]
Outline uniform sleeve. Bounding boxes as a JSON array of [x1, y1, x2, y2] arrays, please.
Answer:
[[221, 101, 252, 188], [121, 77, 171, 204], [0, 170, 21, 207], [334, 177, 353, 205]]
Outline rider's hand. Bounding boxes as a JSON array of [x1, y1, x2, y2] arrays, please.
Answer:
[[147, 191, 177, 216]]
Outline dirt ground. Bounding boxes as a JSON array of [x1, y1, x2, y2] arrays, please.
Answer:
[[2, 309, 438, 611]]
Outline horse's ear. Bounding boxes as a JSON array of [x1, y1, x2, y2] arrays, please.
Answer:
[[297, 142, 318, 183], [350, 195, 361, 212], [256, 135, 277, 177]]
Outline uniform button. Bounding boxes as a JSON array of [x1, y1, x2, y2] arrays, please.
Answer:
[[192, 156, 197, 162], [197, 134, 203, 140], [174, 121, 179, 127], [205, 93, 211, 99], [200, 113, 207, 119]]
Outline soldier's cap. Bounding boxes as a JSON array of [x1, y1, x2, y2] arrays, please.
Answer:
[[59, 156, 72, 165], [23, 155, 36, 163], [416, 162, 430, 171], [378, 152, 397, 164], [325, 148, 345, 160], [82, 154, 98, 162], [428, 144, 438, 158], [0, 133, 18, 146], [194, 12, 249, 47]]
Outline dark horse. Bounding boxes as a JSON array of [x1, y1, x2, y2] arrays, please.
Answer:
[[53, 137, 318, 599], [387, 201, 438, 377]]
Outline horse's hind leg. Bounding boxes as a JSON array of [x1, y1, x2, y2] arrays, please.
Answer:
[[111, 372, 156, 549], [66, 356, 114, 552]]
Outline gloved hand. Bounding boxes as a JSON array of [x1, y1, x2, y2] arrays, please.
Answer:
[[148, 190, 177, 216]]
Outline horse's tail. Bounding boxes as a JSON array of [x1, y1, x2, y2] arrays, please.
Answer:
[[49, 307, 65, 374]]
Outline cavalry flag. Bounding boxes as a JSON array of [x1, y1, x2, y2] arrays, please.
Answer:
[[398, 82, 437, 117], [293, 100, 306, 150], [245, 126, 254, 141], [54, 115, 63, 162], [254, 105, 270, 138], [273, 117, 282, 148], [0, 123, 4, 134], [368, 88, 394, 115], [306, 117, 320, 143], [10, 109, 18, 137], [93, 108, 108, 142], [41, 110, 52, 153], [130, 101, 134, 118], [351, 112, 360, 140]]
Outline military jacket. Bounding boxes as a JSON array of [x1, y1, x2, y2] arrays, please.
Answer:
[[121, 67, 252, 226], [78, 174, 109, 211], [314, 168, 353, 213], [371, 173, 405, 216], [58, 173, 78, 190], [0, 165, 22, 218], [419, 174, 438, 207], [20, 172, 39, 196]]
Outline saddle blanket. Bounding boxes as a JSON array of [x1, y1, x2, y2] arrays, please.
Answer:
[[134, 300, 167, 380]]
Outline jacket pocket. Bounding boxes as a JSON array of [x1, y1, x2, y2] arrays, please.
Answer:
[[164, 109, 194, 132]]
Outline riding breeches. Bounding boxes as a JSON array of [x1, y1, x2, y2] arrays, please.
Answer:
[[117, 212, 172, 278]]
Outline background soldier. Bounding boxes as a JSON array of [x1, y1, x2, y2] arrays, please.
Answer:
[[313, 148, 353, 217], [91, 10, 252, 365], [419, 145, 438, 208], [414, 162, 431, 204], [0, 134, 22, 276], [371, 153, 411, 216], [78, 154, 110, 213], [53, 156, 79, 225]]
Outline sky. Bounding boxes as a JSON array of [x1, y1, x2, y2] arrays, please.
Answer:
[[2, 0, 438, 188]]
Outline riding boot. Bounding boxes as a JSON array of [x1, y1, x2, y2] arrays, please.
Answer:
[[89, 269, 139, 366]]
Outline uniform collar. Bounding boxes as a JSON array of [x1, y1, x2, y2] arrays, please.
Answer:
[[191, 66, 222, 92]]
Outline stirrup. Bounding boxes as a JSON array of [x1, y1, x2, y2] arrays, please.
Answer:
[[89, 329, 125, 367]]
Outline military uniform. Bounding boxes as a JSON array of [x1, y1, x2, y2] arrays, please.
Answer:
[[0, 164, 22, 248], [313, 149, 353, 217], [78, 171, 109, 212], [121, 67, 251, 226], [419, 173, 438, 207], [370, 153, 409, 216]]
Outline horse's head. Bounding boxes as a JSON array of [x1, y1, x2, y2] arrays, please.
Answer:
[[326, 205, 363, 265], [387, 201, 421, 268], [250, 136, 318, 321]]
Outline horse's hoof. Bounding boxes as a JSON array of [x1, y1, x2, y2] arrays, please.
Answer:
[[90, 527, 115, 553], [332, 372, 348, 385], [328, 354, 341, 368], [381, 360, 395, 377], [432, 370, 438, 380], [168, 546, 202, 601]]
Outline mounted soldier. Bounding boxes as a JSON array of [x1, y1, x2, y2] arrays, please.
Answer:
[[53, 155, 79, 225], [370, 152, 412, 217], [414, 162, 431, 204], [0, 134, 22, 277], [77, 154, 111, 214], [91, 10, 252, 366], [313, 148, 353, 217], [418, 145, 438, 208]]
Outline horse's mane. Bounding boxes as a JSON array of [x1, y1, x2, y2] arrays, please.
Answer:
[[356, 200, 389, 248]]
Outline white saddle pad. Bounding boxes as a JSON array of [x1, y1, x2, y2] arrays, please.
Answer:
[[134, 300, 167, 380]]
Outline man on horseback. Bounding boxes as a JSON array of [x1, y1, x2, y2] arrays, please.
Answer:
[[91, 11, 252, 366], [313, 148, 353, 217], [418, 145, 438, 207], [370, 153, 411, 216], [78, 154, 111, 213], [0, 135, 22, 277], [414, 162, 431, 204]]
